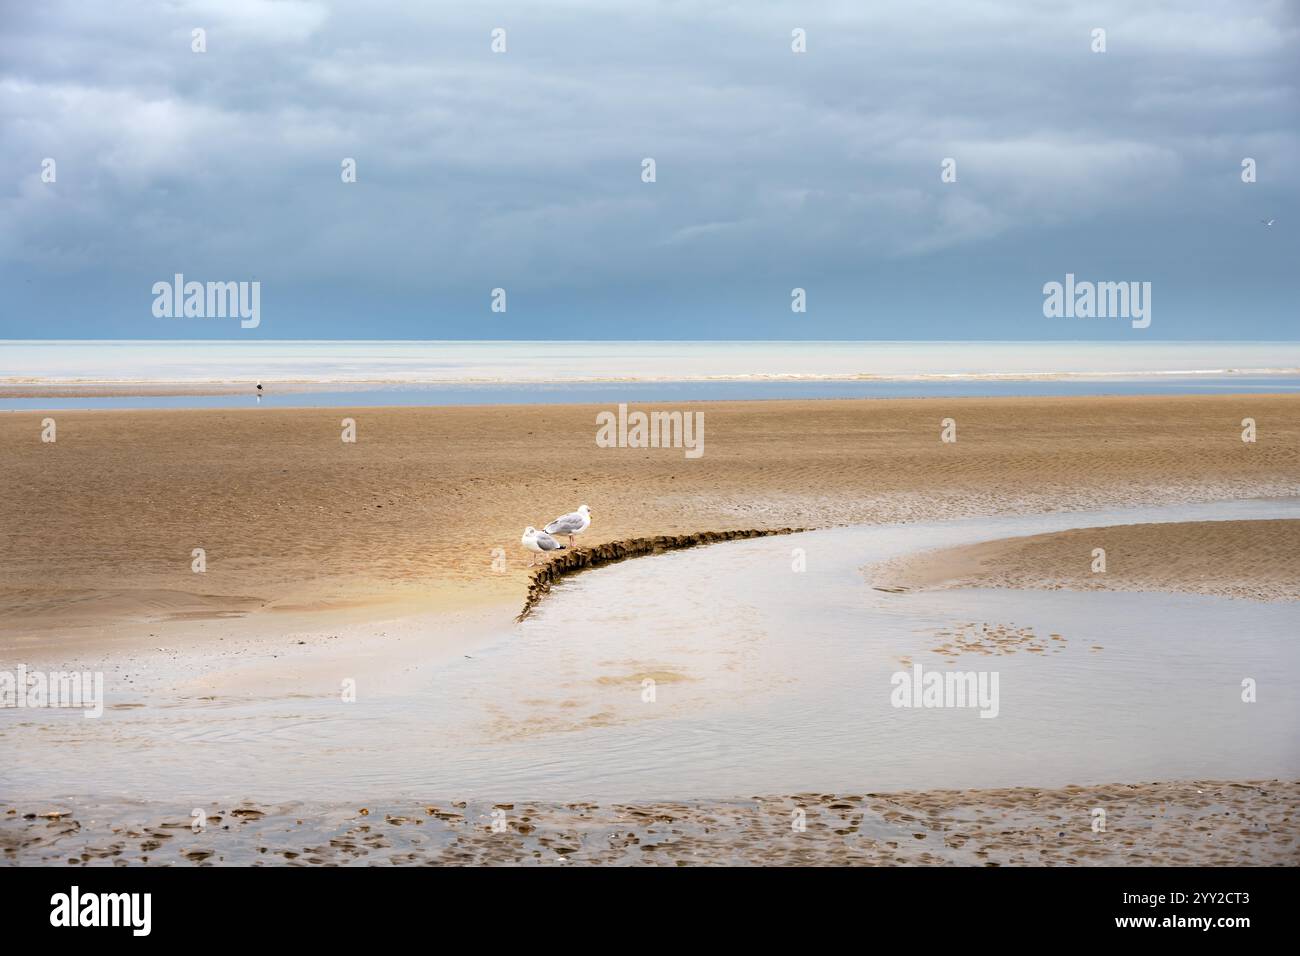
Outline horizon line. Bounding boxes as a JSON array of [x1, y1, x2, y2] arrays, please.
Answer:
[[5, 338, 1300, 345]]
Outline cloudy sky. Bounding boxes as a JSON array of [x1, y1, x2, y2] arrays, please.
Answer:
[[1, 0, 1296, 339]]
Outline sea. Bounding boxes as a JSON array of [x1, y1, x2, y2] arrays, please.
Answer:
[[2, 340, 1298, 409]]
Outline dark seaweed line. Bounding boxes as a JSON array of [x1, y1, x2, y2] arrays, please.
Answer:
[[517, 527, 808, 622]]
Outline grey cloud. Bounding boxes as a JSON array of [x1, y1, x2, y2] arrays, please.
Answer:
[[1, 0, 1296, 337]]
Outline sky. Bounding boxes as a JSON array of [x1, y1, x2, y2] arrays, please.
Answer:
[[1, 0, 1296, 340]]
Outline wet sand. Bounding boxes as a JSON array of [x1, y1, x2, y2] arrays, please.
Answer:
[[874, 519, 1300, 602], [5, 780, 1294, 866]]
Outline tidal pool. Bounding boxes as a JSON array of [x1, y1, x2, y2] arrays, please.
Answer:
[[3, 498, 1297, 805]]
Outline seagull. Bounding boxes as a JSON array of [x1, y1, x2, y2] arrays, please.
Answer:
[[521, 526, 565, 566], [1260, 218, 1276, 226], [545, 504, 592, 548]]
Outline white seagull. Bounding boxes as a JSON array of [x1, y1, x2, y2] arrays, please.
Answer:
[[521, 526, 565, 566], [1260, 218, 1276, 226], [545, 504, 592, 548]]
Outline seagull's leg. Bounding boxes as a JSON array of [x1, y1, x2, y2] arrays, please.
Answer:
[[569, 534, 575, 548]]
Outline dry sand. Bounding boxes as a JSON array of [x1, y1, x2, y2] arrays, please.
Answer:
[[3, 394, 1296, 657], [873, 519, 1300, 602], [4, 780, 1294, 866]]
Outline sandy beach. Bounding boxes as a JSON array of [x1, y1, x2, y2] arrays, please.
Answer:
[[874, 519, 1300, 602], [3, 393, 1296, 655], [5, 779, 1294, 866], [3, 393, 1298, 866]]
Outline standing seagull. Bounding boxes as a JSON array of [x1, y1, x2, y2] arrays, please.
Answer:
[[521, 526, 565, 566], [545, 504, 592, 548]]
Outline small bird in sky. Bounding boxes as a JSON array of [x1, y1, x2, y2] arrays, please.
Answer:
[[1260, 218, 1276, 226]]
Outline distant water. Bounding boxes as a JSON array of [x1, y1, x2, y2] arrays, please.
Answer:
[[3, 377, 1299, 410], [5, 339, 1299, 383], [2, 340, 1297, 408]]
